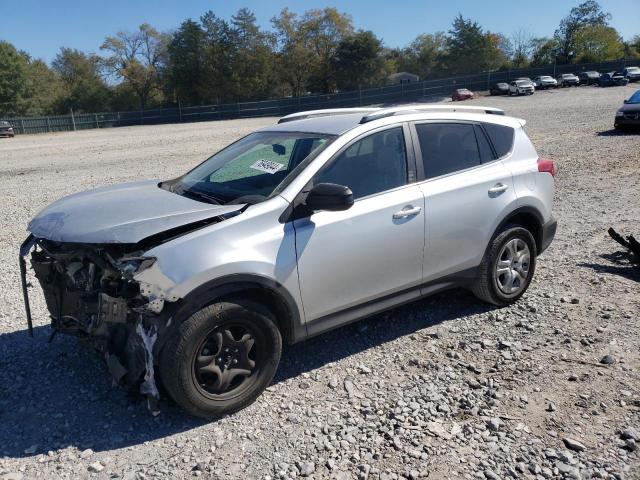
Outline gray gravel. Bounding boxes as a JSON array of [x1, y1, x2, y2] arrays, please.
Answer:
[[1, 85, 639, 479]]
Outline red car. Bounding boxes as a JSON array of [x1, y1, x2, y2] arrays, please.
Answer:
[[452, 88, 474, 101]]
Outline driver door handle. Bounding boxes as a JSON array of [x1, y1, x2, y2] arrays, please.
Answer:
[[488, 183, 509, 195], [393, 206, 422, 219]]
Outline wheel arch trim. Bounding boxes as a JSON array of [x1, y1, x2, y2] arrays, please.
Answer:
[[155, 274, 305, 355]]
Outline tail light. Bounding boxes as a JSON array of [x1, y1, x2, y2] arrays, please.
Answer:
[[537, 158, 557, 177]]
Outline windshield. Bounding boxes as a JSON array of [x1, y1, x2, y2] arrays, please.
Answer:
[[628, 90, 640, 104], [627, 67, 640, 72], [516, 80, 529, 86], [170, 131, 333, 205], [540, 76, 552, 80]]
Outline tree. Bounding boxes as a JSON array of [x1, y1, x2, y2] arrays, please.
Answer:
[[271, 8, 314, 97], [554, 0, 611, 62], [24, 58, 62, 115], [331, 30, 389, 90], [395, 33, 447, 79], [101, 23, 169, 109], [303, 8, 354, 93], [443, 15, 506, 74], [200, 11, 236, 103], [529, 38, 559, 66], [52, 48, 110, 113], [0, 41, 29, 116], [166, 19, 206, 105], [573, 24, 624, 62], [229, 8, 277, 101], [510, 28, 535, 68], [623, 35, 640, 59]]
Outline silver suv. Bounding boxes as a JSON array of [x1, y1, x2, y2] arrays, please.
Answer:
[[20, 105, 557, 417]]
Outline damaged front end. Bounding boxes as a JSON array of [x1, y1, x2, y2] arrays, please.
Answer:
[[19, 235, 177, 415]]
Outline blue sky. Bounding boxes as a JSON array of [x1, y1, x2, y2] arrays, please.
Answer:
[[2, 0, 638, 62]]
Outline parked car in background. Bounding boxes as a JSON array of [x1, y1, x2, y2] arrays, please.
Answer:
[[452, 88, 474, 101], [532, 76, 558, 89], [577, 71, 600, 85], [490, 83, 510, 95], [556, 74, 580, 87], [598, 72, 629, 87], [615, 89, 640, 130], [622, 66, 640, 82], [0, 121, 14, 138], [509, 80, 535, 96]]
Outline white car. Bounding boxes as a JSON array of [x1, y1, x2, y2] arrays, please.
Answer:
[[533, 76, 558, 89], [509, 80, 535, 96], [21, 105, 557, 418]]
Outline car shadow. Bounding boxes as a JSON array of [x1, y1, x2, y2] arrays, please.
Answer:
[[597, 128, 639, 136], [0, 288, 493, 458]]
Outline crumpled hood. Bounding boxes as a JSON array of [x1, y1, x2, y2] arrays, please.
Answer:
[[28, 180, 244, 244]]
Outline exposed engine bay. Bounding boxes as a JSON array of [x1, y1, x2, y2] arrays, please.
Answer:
[[21, 236, 178, 415]]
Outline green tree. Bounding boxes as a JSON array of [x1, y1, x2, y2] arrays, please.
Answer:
[[623, 35, 640, 59], [200, 11, 236, 103], [554, 0, 611, 62], [166, 19, 206, 105], [24, 58, 62, 115], [443, 15, 506, 74], [101, 23, 169, 109], [395, 33, 447, 79], [331, 30, 389, 90], [573, 24, 624, 62], [271, 8, 314, 97], [51, 48, 110, 113], [303, 7, 354, 93], [530, 37, 560, 66], [0, 41, 28, 116], [229, 8, 277, 101]]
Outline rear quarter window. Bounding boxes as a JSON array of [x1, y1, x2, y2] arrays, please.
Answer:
[[482, 123, 514, 158]]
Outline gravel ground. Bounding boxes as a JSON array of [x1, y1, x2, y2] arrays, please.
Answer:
[[0, 85, 639, 480]]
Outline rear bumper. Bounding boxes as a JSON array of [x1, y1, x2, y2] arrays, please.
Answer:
[[539, 216, 557, 255]]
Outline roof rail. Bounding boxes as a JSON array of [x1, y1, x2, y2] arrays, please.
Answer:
[[278, 108, 378, 124], [359, 105, 505, 124]]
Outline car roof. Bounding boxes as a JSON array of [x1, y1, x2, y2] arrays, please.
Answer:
[[261, 106, 524, 136]]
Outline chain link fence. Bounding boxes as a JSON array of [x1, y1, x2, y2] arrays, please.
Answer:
[[1, 59, 633, 135]]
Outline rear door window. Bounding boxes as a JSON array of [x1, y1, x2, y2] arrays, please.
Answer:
[[414, 123, 481, 179], [482, 123, 514, 158]]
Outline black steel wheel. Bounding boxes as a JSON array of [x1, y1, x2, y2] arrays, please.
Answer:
[[160, 299, 282, 418]]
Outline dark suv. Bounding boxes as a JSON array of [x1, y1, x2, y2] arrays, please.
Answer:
[[598, 72, 629, 87], [577, 71, 600, 85]]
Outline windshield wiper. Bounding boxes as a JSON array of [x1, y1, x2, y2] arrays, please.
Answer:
[[179, 189, 224, 205]]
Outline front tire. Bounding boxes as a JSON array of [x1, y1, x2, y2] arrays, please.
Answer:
[[472, 226, 537, 306], [159, 300, 282, 418]]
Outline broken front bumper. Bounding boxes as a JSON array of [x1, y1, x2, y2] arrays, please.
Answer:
[[18, 235, 177, 414]]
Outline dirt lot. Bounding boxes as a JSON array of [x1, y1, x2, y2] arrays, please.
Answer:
[[0, 85, 639, 480]]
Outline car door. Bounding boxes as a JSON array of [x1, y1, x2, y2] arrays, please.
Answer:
[[410, 121, 517, 283], [293, 125, 425, 329]]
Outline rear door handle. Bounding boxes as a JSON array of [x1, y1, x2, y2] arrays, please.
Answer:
[[393, 206, 422, 219], [488, 183, 509, 195]]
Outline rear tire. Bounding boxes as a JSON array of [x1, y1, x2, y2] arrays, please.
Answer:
[[159, 299, 282, 418], [472, 226, 537, 306]]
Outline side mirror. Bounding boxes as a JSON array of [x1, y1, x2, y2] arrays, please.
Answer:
[[624, 100, 629, 104], [305, 183, 354, 212]]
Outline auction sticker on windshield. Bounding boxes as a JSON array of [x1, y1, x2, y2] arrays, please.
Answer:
[[250, 159, 285, 174]]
